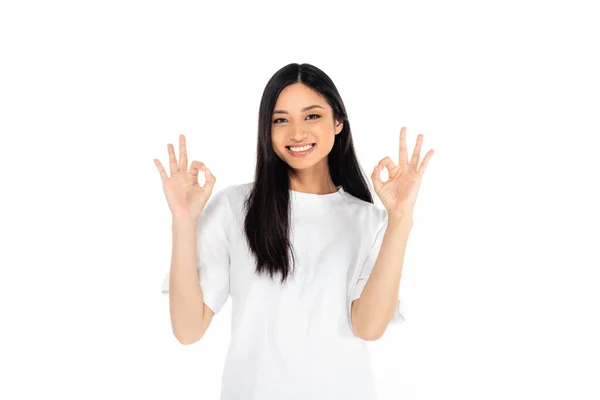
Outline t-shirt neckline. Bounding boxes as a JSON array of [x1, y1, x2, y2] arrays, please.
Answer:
[[289, 185, 344, 203]]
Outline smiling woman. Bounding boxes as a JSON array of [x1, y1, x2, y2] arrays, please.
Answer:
[[269, 83, 344, 183], [246, 65, 373, 285], [158, 62, 412, 400]]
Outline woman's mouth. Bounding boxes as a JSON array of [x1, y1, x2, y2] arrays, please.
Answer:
[[286, 143, 316, 157]]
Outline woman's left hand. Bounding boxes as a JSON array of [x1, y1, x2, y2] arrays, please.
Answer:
[[371, 126, 434, 223]]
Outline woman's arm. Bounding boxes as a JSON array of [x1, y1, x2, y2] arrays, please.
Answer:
[[352, 216, 412, 340], [167, 215, 207, 344]]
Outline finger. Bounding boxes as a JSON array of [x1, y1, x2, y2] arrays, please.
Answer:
[[204, 167, 216, 191], [399, 127, 408, 165], [179, 135, 188, 172], [154, 159, 168, 182], [410, 134, 424, 170], [417, 149, 434, 176], [371, 164, 383, 193], [189, 160, 206, 185], [168, 143, 178, 175], [378, 156, 397, 173]]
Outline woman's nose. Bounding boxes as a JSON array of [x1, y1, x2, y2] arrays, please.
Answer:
[[290, 130, 309, 141]]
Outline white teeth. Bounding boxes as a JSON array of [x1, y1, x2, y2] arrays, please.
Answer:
[[289, 144, 314, 152]]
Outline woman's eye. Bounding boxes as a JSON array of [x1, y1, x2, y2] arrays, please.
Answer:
[[273, 114, 320, 124]]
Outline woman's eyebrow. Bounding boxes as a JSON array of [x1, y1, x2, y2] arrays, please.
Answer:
[[273, 105, 324, 114]]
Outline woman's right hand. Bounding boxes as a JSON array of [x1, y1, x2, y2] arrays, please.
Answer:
[[153, 134, 216, 220]]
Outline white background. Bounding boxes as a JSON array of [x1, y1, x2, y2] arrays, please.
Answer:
[[1, 0, 599, 399]]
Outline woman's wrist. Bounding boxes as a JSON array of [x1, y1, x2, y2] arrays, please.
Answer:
[[171, 213, 200, 226]]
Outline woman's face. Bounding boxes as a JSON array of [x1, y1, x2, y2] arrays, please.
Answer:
[[271, 83, 343, 171]]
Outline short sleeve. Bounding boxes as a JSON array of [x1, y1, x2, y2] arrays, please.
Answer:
[[348, 210, 405, 326], [161, 186, 232, 316]]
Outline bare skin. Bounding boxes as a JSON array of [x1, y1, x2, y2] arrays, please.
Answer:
[[271, 82, 344, 194], [153, 135, 216, 220], [153, 135, 217, 344]]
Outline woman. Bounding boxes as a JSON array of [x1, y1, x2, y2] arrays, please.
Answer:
[[154, 63, 434, 399]]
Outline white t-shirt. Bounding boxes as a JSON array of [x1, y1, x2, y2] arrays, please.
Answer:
[[162, 182, 405, 399]]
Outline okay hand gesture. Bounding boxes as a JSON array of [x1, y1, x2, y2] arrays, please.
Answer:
[[371, 127, 434, 223], [154, 134, 216, 220]]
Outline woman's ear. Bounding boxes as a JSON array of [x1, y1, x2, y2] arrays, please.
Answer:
[[335, 120, 344, 135]]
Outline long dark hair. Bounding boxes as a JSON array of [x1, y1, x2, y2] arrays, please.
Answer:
[[243, 63, 374, 285]]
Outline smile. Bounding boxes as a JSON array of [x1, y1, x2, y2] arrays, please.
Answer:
[[286, 143, 316, 156]]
